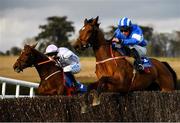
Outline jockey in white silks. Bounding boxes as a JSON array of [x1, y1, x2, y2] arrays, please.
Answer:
[[112, 17, 149, 71], [45, 44, 87, 93]]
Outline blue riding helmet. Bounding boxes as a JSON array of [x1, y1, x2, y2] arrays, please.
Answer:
[[118, 17, 132, 29]]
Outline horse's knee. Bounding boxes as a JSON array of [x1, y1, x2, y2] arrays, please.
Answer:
[[161, 88, 174, 92]]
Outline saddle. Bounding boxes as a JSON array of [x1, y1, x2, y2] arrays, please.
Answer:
[[114, 46, 152, 73]]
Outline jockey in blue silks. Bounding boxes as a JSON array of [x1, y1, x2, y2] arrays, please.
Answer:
[[45, 44, 87, 93], [112, 17, 148, 71]]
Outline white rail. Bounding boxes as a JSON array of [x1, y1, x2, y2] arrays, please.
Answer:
[[0, 76, 39, 99]]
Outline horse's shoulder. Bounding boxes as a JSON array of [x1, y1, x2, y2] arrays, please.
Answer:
[[114, 54, 135, 66]]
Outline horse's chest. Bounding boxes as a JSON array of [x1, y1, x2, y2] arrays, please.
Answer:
[[95, 64, 116, 78]]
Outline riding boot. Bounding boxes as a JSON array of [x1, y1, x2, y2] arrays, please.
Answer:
[[131, 48, 144, 71]]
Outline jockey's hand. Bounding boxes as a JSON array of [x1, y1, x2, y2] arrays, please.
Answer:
[[112, 38, 119, 43], [48, 56, 59, 61], [53, 56, 60, 60], [112, 38, 123, 44]]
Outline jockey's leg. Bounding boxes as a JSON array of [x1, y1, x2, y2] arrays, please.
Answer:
[[131, 48, 144, 71], [64, 72, 75, 87], [64, 72, 87, 93], [65, 72, 77, 87]]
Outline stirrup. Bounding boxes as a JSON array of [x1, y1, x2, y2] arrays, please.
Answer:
[[137, 64, 144, 71]]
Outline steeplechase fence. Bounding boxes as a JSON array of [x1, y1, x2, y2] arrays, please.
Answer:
[[0, 76, 39, 99], [0, 76, 179, 122], [0, 91, 180, 122]]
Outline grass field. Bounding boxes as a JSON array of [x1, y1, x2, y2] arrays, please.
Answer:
[[0, 56, 180, 83]]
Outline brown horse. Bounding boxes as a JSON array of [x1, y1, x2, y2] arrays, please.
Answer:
[[13, 44, 76, 96], [74, 16, 177, 94], [74, 17, 177, 113]]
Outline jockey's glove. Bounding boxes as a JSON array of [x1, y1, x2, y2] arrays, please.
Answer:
[[112, 42, 122, 49]]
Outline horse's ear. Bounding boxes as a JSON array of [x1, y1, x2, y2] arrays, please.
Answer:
[[95, 16, 99, 22], [24, 44, 29, 48], [31, 43, 38, 49], [84, 18, 88, 25], [24, 44, 28, 47], [92, 16, 99, 25]]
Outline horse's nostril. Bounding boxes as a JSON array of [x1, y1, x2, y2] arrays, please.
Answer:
[[13, 65, 17, 70], [14, 67, 21, 73]]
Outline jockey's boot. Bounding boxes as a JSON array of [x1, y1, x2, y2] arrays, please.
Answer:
[[75, 81, 87, 93], [134, 60, 144, 71], [131, 48, 144, 71]]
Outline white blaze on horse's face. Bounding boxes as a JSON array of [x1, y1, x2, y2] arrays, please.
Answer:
[[78, 24, 94, 48], [21, 50, 25, 55], [81, 26, 85, 31]]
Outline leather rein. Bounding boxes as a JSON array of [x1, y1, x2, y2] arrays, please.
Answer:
[[36, 57, 62, 81]]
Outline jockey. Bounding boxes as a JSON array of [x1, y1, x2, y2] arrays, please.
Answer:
[[112, 17, 148, 71], [45, 44, 87, 93]]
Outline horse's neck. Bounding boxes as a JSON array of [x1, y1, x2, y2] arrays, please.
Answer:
[[93, 31, 112, 62], [33, 53, 55, 79], [93, 31, 128, 79], [94, 45, 112, 62]]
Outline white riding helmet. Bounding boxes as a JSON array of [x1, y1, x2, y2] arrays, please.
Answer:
[[45, 44, 58, 54]]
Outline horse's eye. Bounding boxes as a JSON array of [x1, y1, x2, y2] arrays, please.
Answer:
[[24, 53, 29, 56], [87, 30, 91, 33]]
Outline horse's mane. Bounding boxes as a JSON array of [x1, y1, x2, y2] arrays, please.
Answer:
[[31, 47, 48, 59]]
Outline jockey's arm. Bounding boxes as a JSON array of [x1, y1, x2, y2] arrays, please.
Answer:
[[121, 38, 139, 46], [63, 55, 81, 74], [114, 29, 126, 40], [121, 33, 146, 46], [61, 51, 81, 74]]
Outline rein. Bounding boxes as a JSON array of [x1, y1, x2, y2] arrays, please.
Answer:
[[36, 57, 63, 81], [96, 44, 126, 65], [44, 70, 62, 80], [37, 57, 54, 65], [96, 56, 125, 64]]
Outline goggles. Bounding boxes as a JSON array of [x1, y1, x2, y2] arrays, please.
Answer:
[[45, 52, 58, 56], [120, 26, 130, 32]]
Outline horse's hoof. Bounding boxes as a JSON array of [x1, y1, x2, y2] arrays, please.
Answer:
[[92, 97, 100, 106], [81, 105, 88, 114]]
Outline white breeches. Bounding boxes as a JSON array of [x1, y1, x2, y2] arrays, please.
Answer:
[[129, 45, 147, 57], [63, 63, 81, 74]]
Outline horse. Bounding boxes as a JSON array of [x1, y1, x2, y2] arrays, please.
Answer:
[[13, 44, 76, 96], [73, 16, 177, 112]]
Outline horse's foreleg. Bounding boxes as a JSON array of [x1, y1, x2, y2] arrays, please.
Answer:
[[81, 92, 90, 113], [91, 90, 101, 106], [161, 88, 174, 92], [91, 79, 106, 106]]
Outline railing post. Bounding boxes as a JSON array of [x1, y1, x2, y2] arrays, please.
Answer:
[[0, 76, 39, 98], [2, 82, 6, 99], [15, 85, 20, 98], [30, 87, 34, 98]]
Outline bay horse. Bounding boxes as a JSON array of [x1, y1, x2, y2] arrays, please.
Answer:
[[73, 17, 177, 112], [13, 44, 76, 96]]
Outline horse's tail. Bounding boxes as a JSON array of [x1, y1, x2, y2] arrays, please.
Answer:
[[162, 61, 177, 89]]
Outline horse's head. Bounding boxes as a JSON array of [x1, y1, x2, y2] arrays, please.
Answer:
[[13, 44, 37, 73], [73, 16, 101, 50]]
